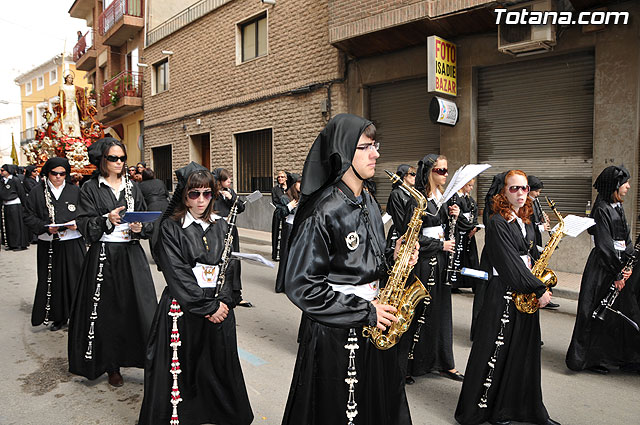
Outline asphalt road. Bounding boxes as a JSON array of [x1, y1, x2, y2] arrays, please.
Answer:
[[0, 244, 638, 425]]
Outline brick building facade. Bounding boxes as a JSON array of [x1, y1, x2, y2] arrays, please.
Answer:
[[143, 0, 347, 230]]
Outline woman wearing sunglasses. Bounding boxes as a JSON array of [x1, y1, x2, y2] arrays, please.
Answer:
[[385, 164, 416, 251], [402, 154, 464, 384], [23, 157, 85, 331], [139, 163, 253, 425], [455, 170, 558, 425], [68, 138, 157, 388], [0, 164, 30, 250]]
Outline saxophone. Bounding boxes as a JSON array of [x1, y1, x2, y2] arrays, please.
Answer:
[[362, 170, 430, 349], [513, 197, 565, 314]]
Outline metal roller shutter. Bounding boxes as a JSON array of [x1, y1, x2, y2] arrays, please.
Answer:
[[477, 52, 595, 220], [369, 78, 440, 207]]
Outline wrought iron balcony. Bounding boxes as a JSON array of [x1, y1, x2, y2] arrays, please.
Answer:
[[98, 0, 144, 46], [100, 70, 143, 118], [73, 30, 97, 71]]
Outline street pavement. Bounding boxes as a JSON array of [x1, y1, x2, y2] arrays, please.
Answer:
[[0, 232, 638, 425]]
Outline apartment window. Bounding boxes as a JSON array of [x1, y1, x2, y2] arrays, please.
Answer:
[[25, 82, 32, 96], [154, 59, 169, 94], [37, 75, 44, 91], [240, 14, 267, 62], [50, 69, 57, 85], [236, 128, 272, 193]]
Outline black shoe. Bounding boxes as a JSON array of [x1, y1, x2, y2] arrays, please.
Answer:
[[107, 370, 124, 387], [543, 418, 561, 425], [405, 376, 415, 385], [489, 420, 511, 425], [543, 302, 560, 309], [587, 365, 609, 375], [541, 340, 544, 346], [50, 321, 63, 331], [238, 300, 253, 308], [439, 370, 464, 381]]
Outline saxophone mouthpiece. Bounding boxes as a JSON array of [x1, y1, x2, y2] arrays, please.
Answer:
[[384, 169, 400, 184]]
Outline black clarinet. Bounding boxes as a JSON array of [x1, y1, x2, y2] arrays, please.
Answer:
[[592, 235, 640, 331], [445, 194, 459, 286]]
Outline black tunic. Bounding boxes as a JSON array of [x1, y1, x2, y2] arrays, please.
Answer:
[[402, 193, 455, 376], [23, 177, 38, 194], [450, 194, 481, 289], [68, 177, 158, 380], [138, 216, 253, 425], [566, 200, 640, 371], [282, 182, 412, 425], [455, 213, 549, 425], [271, 184, 286, 260], [274, 194, 295, 293], [214, 189, 245, 293], [138, 178, 169, 212], [23, 182, 85, 326], [385, 185, 413, 251], [0, 176, 29, 249]]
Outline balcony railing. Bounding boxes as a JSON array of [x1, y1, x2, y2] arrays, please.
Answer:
[[100, 70, 143, 108], [99, 0, 143, 36], [20, 127, 35, 143], [73, 30, 94, 62]]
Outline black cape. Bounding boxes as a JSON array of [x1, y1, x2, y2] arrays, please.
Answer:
[[138, 216, 253, 425], [275, 193, 296, 293], [68, 177, 158, 380], [282, 182, 411, 425], [566, 200, 640, 371], [23, 182, 85, 326], [455, 213, 549, 425], [0, 175, 29, 249]]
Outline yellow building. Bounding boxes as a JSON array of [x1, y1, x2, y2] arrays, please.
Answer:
[[14, 54, 89, 162]]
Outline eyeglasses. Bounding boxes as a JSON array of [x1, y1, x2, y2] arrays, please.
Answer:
[[187, 190, 213, 200], [508, 185, 530, 194], [49, 171, 66, 177], [407, 172, 417, 176], [355, 141, 380, 151], [105, 155, 127, 163], [432, 167, 448, 176]]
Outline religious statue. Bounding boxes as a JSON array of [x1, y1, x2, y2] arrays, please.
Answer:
[[59, 71, 82, 138]]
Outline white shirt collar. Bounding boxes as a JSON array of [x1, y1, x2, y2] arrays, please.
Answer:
[[47, 179, 65, 200], [3, 175, 12, 183], [98, 175, 126, 197], [428, 189, 443, 202], [610, 202, 621, 208], [508, 212, 527, 238], [182, 211, 222, 231]]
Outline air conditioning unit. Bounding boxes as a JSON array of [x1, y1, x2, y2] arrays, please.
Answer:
[[498, 0, 557, 56]]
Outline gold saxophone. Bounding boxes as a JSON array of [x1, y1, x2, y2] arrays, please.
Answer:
[[513, 197, 565, 314], [363, 170, 430, 349]]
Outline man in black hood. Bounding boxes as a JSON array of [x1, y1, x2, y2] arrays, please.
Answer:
[[281, 114, 416, 425]]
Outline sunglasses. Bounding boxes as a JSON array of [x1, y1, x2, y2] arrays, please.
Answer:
[[355, 141, 380, 151], [277, 176, 286, 179], [407, 172, 417, 176], [105, 155, 127, 163], [187, 190, 213, 200], [49, 171, 66, 177], [432, 167, 448, 176], [508, 185, 530, 194]]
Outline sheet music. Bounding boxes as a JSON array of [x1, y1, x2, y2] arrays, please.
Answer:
[[439, 164, 492, 207], [231, 252, 275, 268], [552, 214, 595, 238]]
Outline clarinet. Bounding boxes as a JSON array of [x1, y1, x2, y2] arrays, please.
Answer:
[[445, 193, 459, 286], [214, 195, 240, 298], [592, 236, 640, 325]]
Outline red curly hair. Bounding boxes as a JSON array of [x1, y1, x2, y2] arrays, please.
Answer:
[[491, 170, 533, 224]]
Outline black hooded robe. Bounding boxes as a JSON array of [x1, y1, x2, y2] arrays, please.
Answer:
[[271, 183, 286, 260], [385, 183, 413, 251], [0, 172, 30, 250], [23, 181, 85, 326], [68, 177, 158, 379], [455, 213, 550, 425], [565, 200, 640, 371], [274, 193, 296, 293], [281, 183, 412, 425], [138, 215, 253, 425]]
